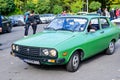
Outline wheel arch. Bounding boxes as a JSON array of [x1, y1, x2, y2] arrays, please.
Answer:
[[67, 48, 85, 63], [111, 39, 116, 42]]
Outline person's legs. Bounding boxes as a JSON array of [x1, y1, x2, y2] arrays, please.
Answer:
[[0, 43, 2, 46], [24, 24, 30, 36], [32, 24, 37, 34]]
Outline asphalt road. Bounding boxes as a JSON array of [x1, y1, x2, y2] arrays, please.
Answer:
[[0, 24, 120, 80]]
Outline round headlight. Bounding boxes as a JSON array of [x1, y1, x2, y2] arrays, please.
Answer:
[[50, 50, 57, 57], [12, 45, 15, 50], [16, 46, 19, 51], [43, 49, 49, 56]]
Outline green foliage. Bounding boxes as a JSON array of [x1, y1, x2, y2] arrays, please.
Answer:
[[2, 0, 114, 15], [35, 0, 51, 14], [89, 1, 101, 11], [110, 5, 120, 9], [25, 1, 36, 11], [8, 8, 23, 16], [53, 5, 63, 14], [71, 0, 83, 13], [0, 0, 15, 15]]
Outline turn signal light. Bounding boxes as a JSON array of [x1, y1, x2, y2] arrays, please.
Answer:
[[62, 52, 67, 56], [48, 59, 55, 63]]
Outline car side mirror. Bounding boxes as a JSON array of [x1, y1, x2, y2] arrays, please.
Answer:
[[89, 29, 96, 33]]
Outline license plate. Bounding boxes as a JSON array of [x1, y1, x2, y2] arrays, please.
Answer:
[[23, 59, 40, 65]]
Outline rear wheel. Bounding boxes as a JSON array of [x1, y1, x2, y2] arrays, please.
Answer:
[[66, 51, 81, 72], [105, 41, 115, 55]]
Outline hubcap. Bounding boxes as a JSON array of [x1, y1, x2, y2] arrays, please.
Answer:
[[72, 54, 79, 69], [109, 42, 114, 53]]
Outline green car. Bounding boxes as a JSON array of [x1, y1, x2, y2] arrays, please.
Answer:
[[11, 15, 120, 72]]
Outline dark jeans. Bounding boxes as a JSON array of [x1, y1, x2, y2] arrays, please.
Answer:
[[31, 23, 37, 34], [24, 23, 37, 36], [0, 43, 2, 46]]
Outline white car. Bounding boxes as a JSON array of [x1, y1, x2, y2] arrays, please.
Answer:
[[111, 17, 120, 27], [40, 14, 56, 24]]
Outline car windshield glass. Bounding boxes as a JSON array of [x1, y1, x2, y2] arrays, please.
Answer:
[[46, 17, 88, 32]]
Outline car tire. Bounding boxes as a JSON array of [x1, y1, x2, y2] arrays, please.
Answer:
[[66, 51, 81, 72], [105, 41, 115, 55], [7, 26, 12, 33]]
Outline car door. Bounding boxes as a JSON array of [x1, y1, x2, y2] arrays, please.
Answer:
[[99, 17, 115, 49], [83, 18, 105, 58]]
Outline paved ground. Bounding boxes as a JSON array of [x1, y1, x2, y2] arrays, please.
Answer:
[[0, 24, 120, 80]]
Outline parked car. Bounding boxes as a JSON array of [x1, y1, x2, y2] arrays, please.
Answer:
[[111, 16, 120, 27], [34, 14, 42, 24], [9, 15, 25, 26], [40, 14, 56, 24], [9, 16, 18, 26], [11, 15, 120, 72], [0, 16, 12, 33]]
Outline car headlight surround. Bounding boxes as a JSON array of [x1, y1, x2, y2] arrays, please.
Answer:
[[42, 49, 49, 56], [16, 45, 19, 51], [12, 44, 19, 52], [42, 48, 57, 57], [49, 49, 57, 57], [12, 44, 16, 50]]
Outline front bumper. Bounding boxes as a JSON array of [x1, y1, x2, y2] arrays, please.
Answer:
[[11, 51, 65, 65]]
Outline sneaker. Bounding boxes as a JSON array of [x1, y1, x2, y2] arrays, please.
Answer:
[[24, 36, 27, 38]]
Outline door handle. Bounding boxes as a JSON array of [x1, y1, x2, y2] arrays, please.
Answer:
[[100, 31, 104, 33]]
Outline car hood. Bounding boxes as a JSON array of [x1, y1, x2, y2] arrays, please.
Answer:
[[14, 31, 79, 48]]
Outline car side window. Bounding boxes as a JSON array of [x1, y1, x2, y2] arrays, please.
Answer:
[[87, 18, 100, 32], [100, 18, 109, 29]]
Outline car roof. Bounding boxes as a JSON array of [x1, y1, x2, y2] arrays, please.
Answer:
[[57, 15, 108, 19]]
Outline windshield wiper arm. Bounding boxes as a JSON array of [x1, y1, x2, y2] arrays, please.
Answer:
[[57, 28, 74, 32]]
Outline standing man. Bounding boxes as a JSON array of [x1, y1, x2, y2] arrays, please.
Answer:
[[110, 8, 115, 20], [0, 14, 2, 46], [29, 10, 37, 35], [97, 8, 102, 15], [24, 10, 30, 37]]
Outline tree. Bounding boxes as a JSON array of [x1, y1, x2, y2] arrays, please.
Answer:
[[0, 0, 15, 15], [71, 0, 83, 13], [53, 5, 63, 14], [89, 1, 101, 11], [35, 0, 51, 14]]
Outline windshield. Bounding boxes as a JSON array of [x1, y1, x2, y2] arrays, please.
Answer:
[[46, 17, 88, 32]]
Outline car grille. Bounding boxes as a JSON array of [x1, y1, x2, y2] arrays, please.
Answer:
[[19, 46, 40, 57]]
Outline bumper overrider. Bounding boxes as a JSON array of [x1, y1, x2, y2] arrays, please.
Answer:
[[11, 44, 65, 65]]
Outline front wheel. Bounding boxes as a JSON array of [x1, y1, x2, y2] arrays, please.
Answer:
[[105, 41, 115, 55], [66, 51, 81, 72], [7, 26, 12, 33]]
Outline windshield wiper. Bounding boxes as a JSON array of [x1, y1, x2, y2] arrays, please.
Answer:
[[57, 28, 74, 32]]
